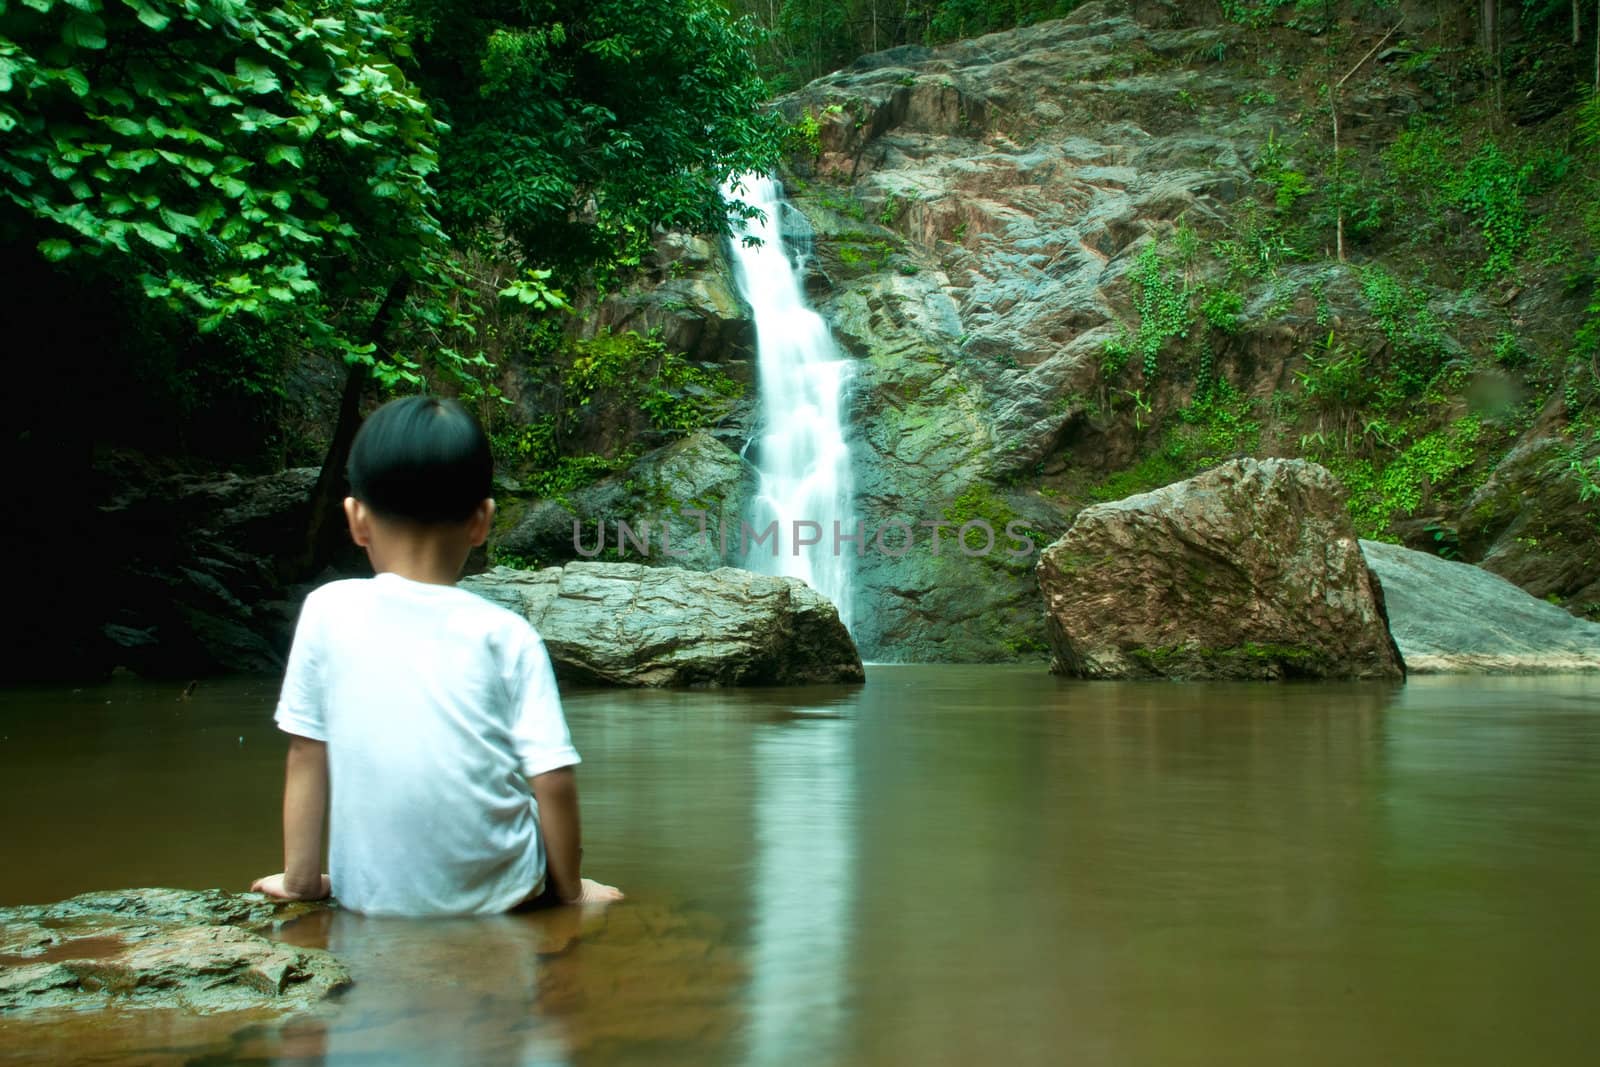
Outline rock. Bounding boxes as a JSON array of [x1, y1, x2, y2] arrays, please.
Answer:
[[60, 463, 321, 680], [1036, 458, 1405, 680], [580, 232, 754, 366], [0, 888, 345, 1015], [494, 431, 758, 572], [1455, 434, 1600, 619], [1359, 540, 1600, 673], [460, 563, 864, 686]]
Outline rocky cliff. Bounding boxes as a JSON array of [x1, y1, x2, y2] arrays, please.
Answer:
[[515, 0, 1598, 663]]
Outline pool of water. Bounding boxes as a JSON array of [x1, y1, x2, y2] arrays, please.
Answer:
[[1, 667, 1597, 1065]]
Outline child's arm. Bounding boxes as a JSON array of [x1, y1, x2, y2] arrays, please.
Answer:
[[252, 734, 331, 901], [531, 766, 622, 904]]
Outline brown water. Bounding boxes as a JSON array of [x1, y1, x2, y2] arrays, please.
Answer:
[[2, 667, 1598, 1065]]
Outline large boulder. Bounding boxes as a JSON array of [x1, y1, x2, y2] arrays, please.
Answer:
[[0, 888, 343, 1015], [461, 563, 864, 687], [1036, 458, 1405, 680], [1360, 539, 1600, 673]]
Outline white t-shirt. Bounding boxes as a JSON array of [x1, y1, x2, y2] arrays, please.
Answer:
[[274, 571, 580, 916]]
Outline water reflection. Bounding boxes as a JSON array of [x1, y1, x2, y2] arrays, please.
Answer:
[[744, 714, 856, 1066], [221, 903, 745, 1067]]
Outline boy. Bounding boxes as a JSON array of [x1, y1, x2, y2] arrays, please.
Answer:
[[252, 396, 621, 914]]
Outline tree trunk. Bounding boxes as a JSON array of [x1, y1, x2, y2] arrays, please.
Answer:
[[1332, 21, 1404, 264], [289, 276, 414, 582], [1333, 98, 1344, 263], [1482, 0, 1502, 116], [1575, 0, 1582, 45]]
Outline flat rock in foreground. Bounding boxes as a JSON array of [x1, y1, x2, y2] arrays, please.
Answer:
[[1360, 539, 1600, 673], [1037, 458, 1405, 680], [0, 888, 344, 1016], [461, 563, 864, 687]]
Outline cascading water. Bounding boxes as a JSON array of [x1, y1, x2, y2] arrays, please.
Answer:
[[723, 174, 856, 632]]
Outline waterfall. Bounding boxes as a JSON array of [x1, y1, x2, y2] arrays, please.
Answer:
[[723, 174, 856, 633]]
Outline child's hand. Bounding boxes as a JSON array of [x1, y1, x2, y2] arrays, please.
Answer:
[[251, 872, 332, 901], [564, 877, 624, 905]]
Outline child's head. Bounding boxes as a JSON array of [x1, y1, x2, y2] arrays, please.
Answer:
[[344, 396, 494, 579], [348, 395, 492, 523]]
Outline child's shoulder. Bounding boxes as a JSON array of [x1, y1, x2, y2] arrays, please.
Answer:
[[300, 574, 542, 645]]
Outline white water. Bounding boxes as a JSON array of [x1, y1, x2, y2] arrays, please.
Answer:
[[723, 174, 856, 633]]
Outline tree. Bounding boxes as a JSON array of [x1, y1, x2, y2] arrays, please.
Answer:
[[403, 0, 783, 277]]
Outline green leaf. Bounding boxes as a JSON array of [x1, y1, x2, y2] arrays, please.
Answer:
[[233, 58, 281, 95], [194, 200, 225, 229], [38, 238, 74, 261], [159, 207, 201, 235], [62, 14, 108, 50], [134, 4, 173, 31], [50, 67, 92, 97], [133, 221, 178, 249], [265, 144, 303, 168]]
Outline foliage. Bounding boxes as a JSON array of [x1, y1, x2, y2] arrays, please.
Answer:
[[1179, 379, 1260, 461], [405, 0, 783, 281], [497, 269, 569, 311], [831, 231, 899, 273], [1359, 266, 1451, 395], [1217, 0, 1299, 30], [1312, 416, 1483, 539], [1088, 380, 1259, 502], [783, 104, 841, 159], [1200, 287, 1244, 333], [567, 330, 742, 438], [0, 0, 446, 379], [1294, 330, 1380, 451], [1210, 199, 1301, 280], [1383, 125, 1539, 279], [1453, 145, 1535, 278], [1104, 241, 1192, 382], [726, 1, 1082, 90]]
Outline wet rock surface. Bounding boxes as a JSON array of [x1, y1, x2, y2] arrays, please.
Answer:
[[1037, 458, 1405, 680], [461, 562, 864, 686], [495, 431, 758, 572], [1361, 539, 1600, 673], [0, 889, 345, 1016]]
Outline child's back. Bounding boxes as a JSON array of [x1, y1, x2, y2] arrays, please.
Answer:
[[277, 572, 576, 915], [254, 395, 619, 914]]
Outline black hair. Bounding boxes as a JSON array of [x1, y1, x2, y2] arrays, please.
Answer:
[[346, 396, 493, 524]]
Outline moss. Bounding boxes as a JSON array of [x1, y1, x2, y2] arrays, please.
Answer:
[[1044, 549, 1113, 574], [1129, 641, 1325, 679]]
